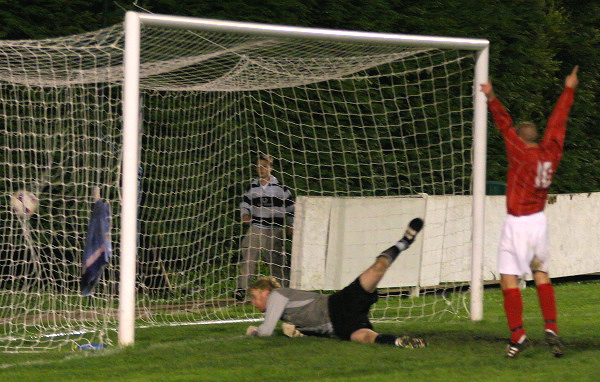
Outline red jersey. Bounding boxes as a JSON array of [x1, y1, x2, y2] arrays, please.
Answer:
[[489, 87, 575, 216]]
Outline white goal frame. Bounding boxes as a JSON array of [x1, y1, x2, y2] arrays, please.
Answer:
[[120, 11, 489, 346]]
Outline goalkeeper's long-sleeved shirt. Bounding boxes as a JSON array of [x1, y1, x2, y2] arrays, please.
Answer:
[[256, 288, 334, 337]]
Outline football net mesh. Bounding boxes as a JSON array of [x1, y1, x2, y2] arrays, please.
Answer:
[[0, 20, 477, 351]]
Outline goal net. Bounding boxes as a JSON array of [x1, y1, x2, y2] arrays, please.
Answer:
[[0, 12, 488, 351]]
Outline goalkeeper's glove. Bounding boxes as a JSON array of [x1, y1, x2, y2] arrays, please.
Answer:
[[246, 325, 259, 336], [282, 322, 304, 338]]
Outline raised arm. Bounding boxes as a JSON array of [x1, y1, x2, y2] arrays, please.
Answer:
[[481, 79, 514, 135], [543, 66, 578, 147], [480, 80, 496, 101], [565, 65, 579, 89]]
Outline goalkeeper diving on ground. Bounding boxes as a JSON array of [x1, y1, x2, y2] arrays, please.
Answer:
[[245, 218, 427, 348]]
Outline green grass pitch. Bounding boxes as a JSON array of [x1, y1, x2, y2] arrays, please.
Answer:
[[1, 280, 598, 381]]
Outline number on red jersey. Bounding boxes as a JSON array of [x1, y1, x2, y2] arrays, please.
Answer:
[[535, 161, 553, 189]]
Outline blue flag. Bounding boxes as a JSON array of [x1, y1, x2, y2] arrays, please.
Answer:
[[80, 200, 112, 296]]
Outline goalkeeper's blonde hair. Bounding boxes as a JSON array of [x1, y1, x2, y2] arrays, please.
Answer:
[[249, 277, 281, 292]]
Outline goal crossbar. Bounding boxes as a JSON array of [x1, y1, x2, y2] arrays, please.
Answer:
[[136, 13, 489, 50]]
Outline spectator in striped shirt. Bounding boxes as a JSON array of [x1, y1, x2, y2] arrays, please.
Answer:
[[235, 154, 295, 302]]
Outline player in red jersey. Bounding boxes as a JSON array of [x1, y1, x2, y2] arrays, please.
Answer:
[[481, 66, 579, 358]]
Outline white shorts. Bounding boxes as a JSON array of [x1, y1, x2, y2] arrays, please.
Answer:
[[497, 212, 549, 277]]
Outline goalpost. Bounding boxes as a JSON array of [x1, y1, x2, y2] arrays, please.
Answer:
[[0, 11, 488, 351], [120, 12, 489, 345]]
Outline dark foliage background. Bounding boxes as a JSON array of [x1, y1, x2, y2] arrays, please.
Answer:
[[2, 0, 598, 192]]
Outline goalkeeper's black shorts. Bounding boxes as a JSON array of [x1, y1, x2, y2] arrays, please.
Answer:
[[328, 277, 378, 341]]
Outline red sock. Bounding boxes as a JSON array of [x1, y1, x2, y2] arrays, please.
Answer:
[[503, 288, 525, 343], [537, 283, 558, 333]]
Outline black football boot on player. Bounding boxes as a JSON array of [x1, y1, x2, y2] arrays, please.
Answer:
[[378, 218, 424, 263], [402, 218, 424, 247], [545, 329, 564, 358], [506, 335, 531, 359], [395, 336, 427, 349]]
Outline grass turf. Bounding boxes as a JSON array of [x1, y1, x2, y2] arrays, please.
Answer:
[[1, 280, 598, 381]]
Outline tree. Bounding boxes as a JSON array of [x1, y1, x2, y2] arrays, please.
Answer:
[[0, 0, 121, 39], [1, 0, 599, 192]]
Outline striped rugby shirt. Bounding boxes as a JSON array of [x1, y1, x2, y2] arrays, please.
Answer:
[[240, 175, 294, 228]]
